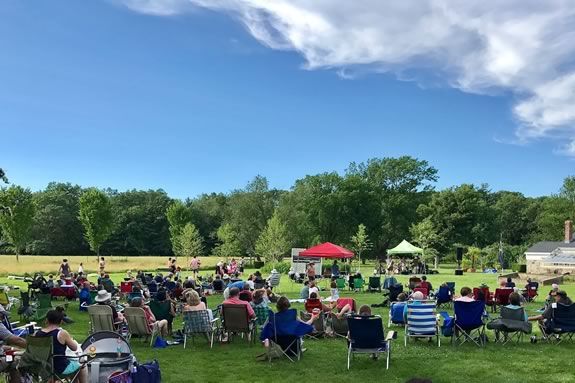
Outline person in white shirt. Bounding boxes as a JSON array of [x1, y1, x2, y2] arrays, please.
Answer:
[[78, 263, 84, 274], [455, 287, 475, 302], [308, 282, 319, 298]]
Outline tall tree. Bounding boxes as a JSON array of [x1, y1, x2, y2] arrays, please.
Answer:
[[560, 176, 575, 220], [225, 176, 280, 255], [0, 185, 35, 261], [493, 191, 538, 246], [410, 218, 444, 268], [29, 182, 89, 255], [104, 189, 172, 255], [212, 223, 242, 260], [347, 156, 438, 253], [187, 193, 227, 254], [78, 188, 113, 258], [177, 223, 204, 260], [166, 200, 191, 256], [0, 168, 7, 184], [417, 184, 497, 250], [531, 196, 571, 242], [350, 223, 372, 268], [255, 211, 290, 263]]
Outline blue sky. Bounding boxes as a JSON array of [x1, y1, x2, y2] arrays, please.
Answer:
[[1, 0, 573, 199]]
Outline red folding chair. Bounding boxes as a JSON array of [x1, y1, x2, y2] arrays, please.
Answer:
[[412, 287, 429, 299], [493, 288, 513, 313], [337, 298, 357, 312], [120, 281, 133, 296]]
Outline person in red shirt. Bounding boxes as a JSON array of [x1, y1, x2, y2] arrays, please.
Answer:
[[418, 275, 433, 292], [223, 287, 255, 319]]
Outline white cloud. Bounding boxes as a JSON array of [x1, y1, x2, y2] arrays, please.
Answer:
[[117, 0, 575, 155]]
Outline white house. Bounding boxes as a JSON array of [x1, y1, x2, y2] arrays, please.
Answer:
[[525, 220, 575, 274]]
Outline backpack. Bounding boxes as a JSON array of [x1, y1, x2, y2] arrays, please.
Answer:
[[131, 360, 161, 383]]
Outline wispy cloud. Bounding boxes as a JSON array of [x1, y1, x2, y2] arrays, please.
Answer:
[[116, 0, 575, 155]]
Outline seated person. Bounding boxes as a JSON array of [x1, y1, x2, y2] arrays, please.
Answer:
[[251, 290, 269, 326], [130, 297, 168, 337], [505, 292, 528, 321], [455, 287, 475, 302], [403, 291, 425, 321], [95, 290, 124, 324], [261, 297, 318, 350], [246, 275, 255, 290], [545, 283, 560, 306], [35, 310, 88, 383], [239, 284, 253, 302], [265, 289, 278, 304], [388, 293, 407, 323], [308, 282, 319, 298], [0, 304, 27, 383], [418, 275, 433, 292], [330, 280, 340, 301], [358, 305, 372, 316], [505, 277, 515, 288], [529, 290, 573, 326], [46, 275, 55, 289], [223, 287, 255, 319], [300, 281, 310, 299], [212, 275, 225, 292], [305, 292, 326, 313], [183, 276, 195, 289]]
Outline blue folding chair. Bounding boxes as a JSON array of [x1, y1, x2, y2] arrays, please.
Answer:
[[452, 300, 486, 347], [347, 315, 395, 370], [388, 302, 406, 327], [446, 282, 456, 295], [259, 309, 313, 362], [404, 301, 440, 347], [436, 286, 453, 309]]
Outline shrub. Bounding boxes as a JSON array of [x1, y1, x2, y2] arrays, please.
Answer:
[[261, 261, 290, 274]]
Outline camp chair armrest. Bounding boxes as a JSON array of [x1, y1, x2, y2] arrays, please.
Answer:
[[385, 331, 396, 341], [210, 318, 219, 323]]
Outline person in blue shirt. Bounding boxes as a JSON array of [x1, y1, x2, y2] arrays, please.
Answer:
[[331, 260, 340, 278]]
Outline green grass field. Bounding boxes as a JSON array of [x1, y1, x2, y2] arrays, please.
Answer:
[[2, 262, 575, 383]]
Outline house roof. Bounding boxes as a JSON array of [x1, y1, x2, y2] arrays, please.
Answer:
[[526, 241, 575, 253]]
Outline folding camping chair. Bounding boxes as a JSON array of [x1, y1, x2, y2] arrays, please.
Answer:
[[436, 285, 453, 309], [487, 306, 531, 344], [525, 283, 539, 302], [147, 282, 158, 298], [182, 310, 219, 348], [119, 282, 133, 297], [32, 293, 53, 322], [473, 287, 495, 311], [408, 277, 421, 290], [221, 304, 256, 344], [123, 306, 159, 346], [404, 300, 440, 347], [452, 300, 486, 347], [0, 290, 13, 311], [353, 278, 365, 292], [493, 288, 513, 313], [347, 315, 395, 370], [20, 335, 86, 383], [88, 305, 123, 334], [330, 314, 349, 338], [337, 298, 357, 313], [300, 311, 326, 339], [387, 284, 404, 302], [388, 302, 406, 327], [259, 309, 311, 363], [336, 278, 346, 290], [446, 282, 456, 295], [368, 277, 381, 293], [539, 303, 575, 344], [253, 305, 270, 328]]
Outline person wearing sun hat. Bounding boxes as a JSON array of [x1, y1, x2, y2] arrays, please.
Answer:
[[95, 290, 124, 323]]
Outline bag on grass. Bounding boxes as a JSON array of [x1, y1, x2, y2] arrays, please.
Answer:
[[153, 336, 168, 348], [131, 360, 161, 383]]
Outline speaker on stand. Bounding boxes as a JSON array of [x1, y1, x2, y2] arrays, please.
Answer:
[[455, 247, 464, 275]]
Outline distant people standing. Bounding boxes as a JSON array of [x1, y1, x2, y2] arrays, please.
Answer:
[[331, 260, 340, 278], [169, 259, 177, 275], [239, 257, 246, 274], [59, 259, 71, 278], [78, 262, 84, 275], [167, 257, 172, 268], [306, 262, 316, 281], [99, 257, 106, 273], [189, 256, 201, 277]]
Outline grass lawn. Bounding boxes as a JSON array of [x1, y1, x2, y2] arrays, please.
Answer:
[[2, 260, 575, 383]]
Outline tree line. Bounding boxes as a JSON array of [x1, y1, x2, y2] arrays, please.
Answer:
[[1, 158, 574, 266]]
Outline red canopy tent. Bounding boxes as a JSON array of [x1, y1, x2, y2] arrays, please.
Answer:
[[298, 242, 354, 259]]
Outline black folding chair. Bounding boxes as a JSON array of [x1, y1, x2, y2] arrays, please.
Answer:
[[368, 277, 381, 293], [539, 303, 575, 344], [487, 306, 531, 344]]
